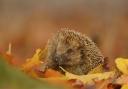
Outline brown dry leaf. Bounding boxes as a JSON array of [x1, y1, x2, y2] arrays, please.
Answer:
[[107, 83, 122, 89]]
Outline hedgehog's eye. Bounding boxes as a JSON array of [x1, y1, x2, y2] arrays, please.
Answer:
[[80, 49, 84, 55], [67, 48, 73, 53]]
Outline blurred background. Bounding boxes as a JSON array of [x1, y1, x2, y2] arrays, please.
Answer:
[[0, 0, 128, 66]]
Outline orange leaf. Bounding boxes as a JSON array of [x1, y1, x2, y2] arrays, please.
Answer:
[[44, 69, 63, 78], [3, 43, 20, 66]]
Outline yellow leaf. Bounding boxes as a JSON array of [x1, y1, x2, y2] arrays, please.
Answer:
[[121, 84, 128, 89], [115, 58, 128, 75], [60, 67, 115, 84], [22, 49, 42, 71], [88, 64, 104, 74]]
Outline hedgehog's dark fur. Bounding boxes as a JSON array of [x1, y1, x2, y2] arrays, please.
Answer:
[[42, 30, 104, 75]]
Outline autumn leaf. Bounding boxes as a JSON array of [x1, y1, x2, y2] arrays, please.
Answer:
[[60, 67, 115, 84], [21, 49, 45, 78], [3, 43, 20, 66], [21, 49, 42, 71], [115, 58, 128, 75], [43, 69, 63, 78], [121, 84, 128, 89], [116, 75, 128, 85]]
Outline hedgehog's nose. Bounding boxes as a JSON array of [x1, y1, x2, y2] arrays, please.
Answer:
[[55, 55, 61, 61], [55, 55, 63, 65]]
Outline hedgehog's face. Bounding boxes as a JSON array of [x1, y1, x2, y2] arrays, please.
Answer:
[[53, 40, 84, 66]]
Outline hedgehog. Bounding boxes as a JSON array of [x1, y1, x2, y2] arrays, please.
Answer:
[[41, 30, 104, 75]]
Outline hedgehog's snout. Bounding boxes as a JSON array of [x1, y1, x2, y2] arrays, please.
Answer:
[[54, 54, 70, 65], [54, 55, 61, 64]]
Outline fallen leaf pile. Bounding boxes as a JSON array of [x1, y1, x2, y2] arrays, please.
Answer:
[[1, 44, 128, 89]]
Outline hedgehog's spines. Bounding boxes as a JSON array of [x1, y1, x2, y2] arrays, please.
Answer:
[[44, 29, 104, 75]]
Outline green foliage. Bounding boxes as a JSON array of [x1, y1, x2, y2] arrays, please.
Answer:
[[0, 56, 66, 89]]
